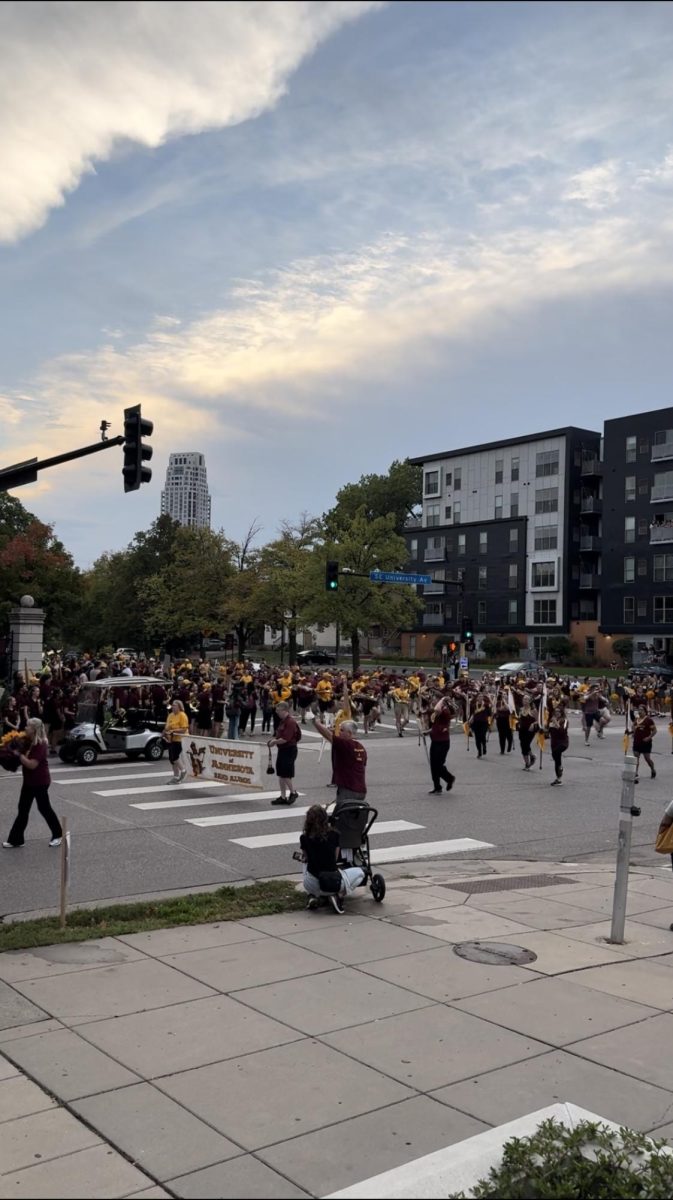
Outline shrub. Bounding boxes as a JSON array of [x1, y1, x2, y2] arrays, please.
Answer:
[[613, 637, 634, 665], [454, 1117, 673, 1199], [480, 636, 505, 659]]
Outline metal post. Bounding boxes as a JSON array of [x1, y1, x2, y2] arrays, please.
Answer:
[[610, 754, 638, 944]]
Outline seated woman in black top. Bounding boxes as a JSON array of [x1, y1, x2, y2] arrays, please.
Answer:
[[299, 804, 364, 915]]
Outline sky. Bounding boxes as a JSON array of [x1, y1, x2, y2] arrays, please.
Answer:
[[2, 0, 673, 567]]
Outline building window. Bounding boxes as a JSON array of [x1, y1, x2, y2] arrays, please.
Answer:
[[626, 435, 636, 463], [456, 566, 465, 581], [532, 561, 556, 588], [625, 476, 636, 503], [509, 528, 519, 552], [511, 457, 519, 482], [654, 596, 673, 623], [445, 536, 454, 553], [638, 557, 647, 577], [637, 599, 647, 617], [409, 538, 418, 558], [623, 596, 635, 623], [444, 506, 452, 520], [494, 495, 503, 520], [458, 533, 466, 555], [445, 471, 452, 487], [533, 599, 557, 624], [426, 504, 440, 527], [445, 602, 453, 620], [478, 565, 488, 589], [478, 600, 487, 624], [624, 556, 635, 582], [510, 493, 519, 518], [535, 526, 558, 550], [479, 531, 488, 553], [508, 599, 518, 625], [495, 459, 503, 484], [509, 564, 518, 589], [654, 554, 673, 581], [424, 470, 440, 496], [638, 479, 649, 496], [453, 501, 461, 524], [654, 429, 673, 446], [585, 637, 596, 658], [536, 450, 560, 477], [639, 437, 649, 456], [624, 515, 635, 544], [535, 487, 559, 514], [454, 468, 462, 491]]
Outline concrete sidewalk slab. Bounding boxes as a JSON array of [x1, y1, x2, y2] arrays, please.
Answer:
[[117, 920, 269, 957], [0, 980, 48, 1030], [386, 905, 531, 942], [357, 945, 541, 1003], [0, 938, 144, 984], [561, 957, 673, 1010], [167, 1155, 310, 1199], [487, 929, 632, 973], [464, 893, 617, 930], [280, 920, 459, 964], [2, 1027, 141, 1101], [568, 1011, 673, 1091], [159, 938, 339, 992], [0, 1144, 159, 1199]]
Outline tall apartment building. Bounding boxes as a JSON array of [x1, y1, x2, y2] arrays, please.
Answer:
[[601, 407, 673, 659], [403, 427, 602, 659], [160, 452, 211, 529]]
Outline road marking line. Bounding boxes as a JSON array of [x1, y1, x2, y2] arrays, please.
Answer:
[[132, 790, 300, 811], [58, 771, 168, 786], [93, 780, 229, 797], [189, 807, 311, 828], [230, 819, 423, 850], [371, 838, 494, 863]]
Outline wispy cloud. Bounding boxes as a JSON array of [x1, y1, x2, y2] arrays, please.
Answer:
[[0, 0, 383, 243]]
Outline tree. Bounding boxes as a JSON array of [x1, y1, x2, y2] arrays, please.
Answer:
[[480, 636, 505, 660], [138, 526, 234, 645], [220, 520, 264, 659], [502, 635, 523, 656], [0, 493, 34, 547], [0, 518, 84, 646], [544, 636, 574, 663], [613, 637, 633, 664], [256, 515, 323, 663], [324, 459, 422, 535], [310, 509, 422, 671]]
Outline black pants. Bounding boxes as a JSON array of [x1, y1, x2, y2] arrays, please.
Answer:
[[429, 741, 454, 789], [239, 707, 257, 734], [473, 725, 488, 755], [496, 722, 513, 753], [261, 710, 272, 732], [519, 731, 534, 759], [552, 747, 565, 779], [8, 783, 62, 846]]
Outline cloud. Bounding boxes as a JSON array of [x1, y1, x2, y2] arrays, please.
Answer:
[[563, 161, 621, 210], [0, 0, 383, 243]]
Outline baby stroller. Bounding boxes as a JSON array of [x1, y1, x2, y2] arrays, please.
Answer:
[[329, 801, 386, 903]]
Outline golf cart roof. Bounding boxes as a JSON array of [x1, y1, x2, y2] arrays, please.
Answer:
[[82, 677, 160, 689]]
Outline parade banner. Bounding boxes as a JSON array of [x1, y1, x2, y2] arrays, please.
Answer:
[[183, 736, 265, 788]]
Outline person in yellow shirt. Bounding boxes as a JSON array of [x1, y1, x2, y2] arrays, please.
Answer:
[[162, 700, 189, 783], [391, 685, 410, 737], [316, 675, 335, 722]]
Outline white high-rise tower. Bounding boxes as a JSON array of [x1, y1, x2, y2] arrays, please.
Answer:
[[160, 452, 211, 528]]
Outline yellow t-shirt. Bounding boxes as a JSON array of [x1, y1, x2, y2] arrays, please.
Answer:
[[408, 675, 421, 693], [392, 687, 410, 703], [316, 680, 333, 701], [165, 712, 189, 741]]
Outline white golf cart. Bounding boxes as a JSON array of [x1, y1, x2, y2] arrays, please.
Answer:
[[59, 677, 167, 767]]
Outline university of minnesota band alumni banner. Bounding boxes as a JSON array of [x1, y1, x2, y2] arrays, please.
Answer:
[[184, 737, 265, 788]]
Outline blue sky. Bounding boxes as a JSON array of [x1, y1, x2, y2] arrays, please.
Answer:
[[2, 0, 673, 565]]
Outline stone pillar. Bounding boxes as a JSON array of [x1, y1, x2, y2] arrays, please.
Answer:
[[9, 595, 45, 680]]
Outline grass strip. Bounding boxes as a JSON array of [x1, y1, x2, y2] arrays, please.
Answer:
[[0, 880, 305, 952]]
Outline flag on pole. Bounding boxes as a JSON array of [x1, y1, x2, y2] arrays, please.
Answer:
[[623, 698, 631, 755], [507, 686, 518, 730]]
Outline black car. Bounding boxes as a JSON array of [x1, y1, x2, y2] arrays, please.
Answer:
[[630, 665, 673, 680], [296, 649, 336, 665]]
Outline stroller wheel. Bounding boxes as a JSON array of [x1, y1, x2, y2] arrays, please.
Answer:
[[371, 873, 386, 903]]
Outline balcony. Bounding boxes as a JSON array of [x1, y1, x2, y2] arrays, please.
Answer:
[[580, 496, 602, 516], [581, 457, 603, 477], [579, 573, 601, 589], [579, 535, 601, 552], [424, 546, 446, 562], [404, 515, 422, 529], [422, 613, 444, 627], [650, 523, 673, 545], [423, 581, 445, 594], [652, 441, 673, 463], [651, 483, 673, 503]]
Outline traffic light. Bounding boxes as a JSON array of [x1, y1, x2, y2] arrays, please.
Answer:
[[122, 404, 153, 493], [449, 641, 457, 653], [325, 560, 339, 591], [461, 616, 473, 642]]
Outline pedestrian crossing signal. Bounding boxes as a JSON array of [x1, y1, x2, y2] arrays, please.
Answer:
[[449, 641, 457, 653], [325, 560, 339, 591]]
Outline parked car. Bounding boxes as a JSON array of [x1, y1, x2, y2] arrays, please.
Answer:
[[630, 665, 673, 680], [296, 649, 336, 666], [202, 637, 227, 651], [59, 677, 165, 766], [497, 661, 543, 675]]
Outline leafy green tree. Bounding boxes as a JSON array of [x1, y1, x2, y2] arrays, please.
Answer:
[[324, 459, 422, 535], [256, 515, 323, 663], [0, 493, 34, 547], [0, 518, 83, 646], [219, 521, 264, 659], [480, 635, 505, 660], [613, 637, 633, 664], [310, 509, 422, 671], [502, 635, 524, 656], [544, 635, 574, 663], [138, 526, 234, 645]]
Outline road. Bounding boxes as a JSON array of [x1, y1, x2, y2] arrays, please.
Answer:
[[0, 714, 669, 918]]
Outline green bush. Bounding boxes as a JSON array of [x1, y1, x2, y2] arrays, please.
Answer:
[[454, 1118, 673, 1199], [480, 636, 505, 659]]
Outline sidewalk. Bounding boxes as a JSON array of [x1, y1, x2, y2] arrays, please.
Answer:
[[1, 857, 673, 1199]]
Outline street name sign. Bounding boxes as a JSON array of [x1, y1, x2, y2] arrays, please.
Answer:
[[369, 570, 432, 585]]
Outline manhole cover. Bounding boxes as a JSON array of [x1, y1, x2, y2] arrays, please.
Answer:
[[453, 941, 537, 966]]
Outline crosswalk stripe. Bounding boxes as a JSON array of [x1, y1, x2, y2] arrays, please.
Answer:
[[188, 807, 310, 828], [58, 771, 166, 786], [230, 819, 423, 850], [131, 789, 298, 811], [93, 780, 229, 797], [370, 838, 494, 863]]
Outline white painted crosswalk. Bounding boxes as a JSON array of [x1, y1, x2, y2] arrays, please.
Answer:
[[93, 780, 228, 797], [131, 790, 305, 811], [189, 807, 311, 828], [230, 819, 424, 850]]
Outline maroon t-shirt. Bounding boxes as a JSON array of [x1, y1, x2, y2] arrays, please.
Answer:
[[276, 715, 302, 746], [23, 741, 50, 787], [332, 735, 367, 792]]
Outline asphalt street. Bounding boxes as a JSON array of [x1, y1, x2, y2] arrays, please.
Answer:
[[0, 714, 670, 918]]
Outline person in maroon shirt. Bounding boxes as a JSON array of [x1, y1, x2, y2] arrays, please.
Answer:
[[3, 719, 63, 849], [268, 702, 301, 806], [312, 716, 367, 806], [428, 696, 456, 794]]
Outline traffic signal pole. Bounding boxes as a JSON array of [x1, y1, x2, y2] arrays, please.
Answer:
[[0, 436, 124, 492]]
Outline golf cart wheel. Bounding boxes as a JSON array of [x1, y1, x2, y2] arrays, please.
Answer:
[[145, 739, 164, 761], [371, 874, 386, 903], [76, 744, 98, 766], [59, 746, 76, 763], [125, 751, 142, 760]]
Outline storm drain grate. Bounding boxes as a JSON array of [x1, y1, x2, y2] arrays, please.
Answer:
[[438, 873, 579, 895]]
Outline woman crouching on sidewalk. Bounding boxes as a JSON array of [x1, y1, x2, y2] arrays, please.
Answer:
[[298, 805, 364, 915]]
